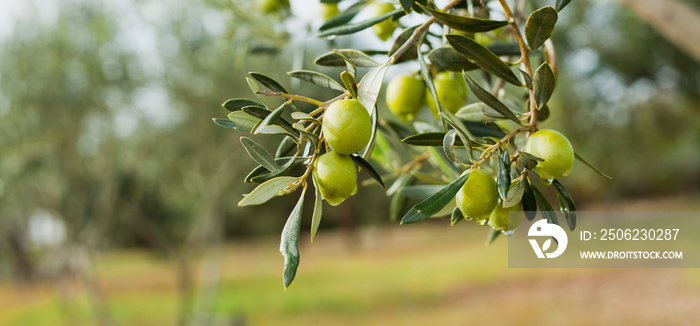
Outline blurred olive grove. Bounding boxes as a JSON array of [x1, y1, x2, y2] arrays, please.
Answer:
[[0, 0, 698, 312]]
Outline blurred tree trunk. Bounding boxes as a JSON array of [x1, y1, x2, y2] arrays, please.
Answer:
[[617, 0, 700, 62]]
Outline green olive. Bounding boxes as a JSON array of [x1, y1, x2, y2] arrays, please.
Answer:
[[426, 71, 469, 118], [313, 151, 358, 206], [322, 99, 372, 155], [385, 74, 426, 123], [319, 3, 340, 22], [258, 0, 290, 13], [455, 169, 498, 221], [368, 2, 398, 41], [524, 129, 575, 181], [488, 201, 524, 232]]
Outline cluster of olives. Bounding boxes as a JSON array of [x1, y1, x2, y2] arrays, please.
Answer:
[[386, 71, 469, 123], [313, 99, 372, 206], [455, 130, 575, 232]]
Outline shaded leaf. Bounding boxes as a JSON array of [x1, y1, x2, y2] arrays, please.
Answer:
[[525, 6, 558, 50], [497, 150, 511, 200], [456, 103, 504, 122], [281, 187, 305, 289], [249, 72, 287, 93], [555, 0, 573, 12], [400, 0, 414, 13], [340, 71, 358, 98], [463, 120, 506, 138], [531, 185, 558, 225], [275, 136, 298, 158], [428, 47, 479, 72], [238, 176, 299, 206], [443, 129, 458, 162], [244, 157, 302, 183], [451, 206, 464, 225], [288, 70, 345, 91], [463, 72, 521, 123], [255, 103, 286, 133], [486, 228, 500, 245], [243, 106, 298, 136], [246, 77, 268, 107], [522, 179, 537, 221], [314, 49, 379, 68], [487, 42, 521, 56], [418, 4, 508, 32], [446, 34, 521, 86], [318, 8, 405, 38], [213, 118, 249, 131], [250, 154, 299, 184], [533, 62, 556, 108], [552, 180, 576, 231], [400, 173, 470, 224], [311, 178, 323, 242], [518, 150, 544, 170], [222, 98, 263, 112], [440, 111, 473, 163], [402, 132, 466, 147], [351, 154, 385, 188], [575, 152, 614, 180]]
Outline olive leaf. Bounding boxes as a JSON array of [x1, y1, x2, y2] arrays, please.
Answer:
[[240, 137, 279, 171], [400, 0, 415, 13], [400, 172, 470, 224], [522, 179, 538, 221], [555, 0, 573, 12], [389, 25, 419, 63], [222, 98, 264, 112], [446, 34, 522, 86], [288, 70, 345, 91], [250, 154, 299, 184], [357, 62, 391, 115], [213, 118, 249, 131], [243, 106, 299, 137], [340, 71, 358, 98], [463, 72, 521, 123], [319, 1, 366, 31], [497, 150, 511, 200], [310, 177, 323, 243], [531, 185, 559, 225], [525, 6, 558, 50], [451, 206, 464, 225], [350, 154, 385, 188], [552, 180, 576, 231], [486, 228, 501, 245], [418, 4, 509, 33], [280, 187, 305, 289], [238, 176, 299, 207], [503, 180, 525, 208], [314, 49, 380, 68], [575, 152, 614, 180], [402, 132, 467, 147], [317, 8, 405, 38], [427, 47, 479, 72], [533, 62, 556, 108]]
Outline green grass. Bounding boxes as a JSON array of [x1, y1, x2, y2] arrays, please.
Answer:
[[2, 214, 700, 325]]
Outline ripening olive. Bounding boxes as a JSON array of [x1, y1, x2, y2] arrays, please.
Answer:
[[455, 169, 499, 221], [426, 71, 469, 118], [322, 99, 372, 155], [368, 2, 398, 41], [488, 201, 524, 232], [524, 129, 575, 181], [319, 2, 340, 22], [258, 0, 290, 13], [313, 151, 358, 206], [385, 74, 426, 123]]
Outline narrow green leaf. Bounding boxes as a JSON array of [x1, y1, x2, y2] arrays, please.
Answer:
[[400, 185, 445, 199], [555, 0, 573, 12], [402, 132, 466, 147], [439, 112, 473, 163], [276, 136, 298, 158], [418, 4, 509, 32], [213, 118, 249, 131], [456, 103, 503, 122], [243, 106, 299, 137], [319, 1, 366, 31], [314, 49, 379, 68], [281, 187, 305, 289], [525, 6, 558, 51], [497, 150, 511, 200], [311, 178, 323, 242], [400, 0, 414, 13], [486, 227, 501, 245], [249, 72, 300, 112], [446, 34, 522, 86], [531, 185, 558, 225], [575, 152, 614, 180], [222, 98, 263, 112], [389, 25, 419, 63], [244, 157, 301, 183], [522, 179, 537, 221], [317, 8, 404, 38], [451, 206, 464, 225], [290, 112, 315, 121], [551, 180, 576, 231], [246, 77, 268, 107], [255, 103, 286, 133], [350, 154, 385, 188], [427, 47, 479, 72], [357, 62, 391, 114], [340, 71, 358, 98], [240, 137, 279, 171], [238, 176, 299, 206], [361, 104, 379, 160], [250, 154, 299, 184], [228, 110, 260, 131], [333, 50, 358, 78], [504, 180, 525, 208], [487, 42, 521, 56], [533, 62, 556, 108], [462, 72, 521, 123], [443, 129, 458, 163], [400, 173, 470, 224], [288, 70, 345, 91]]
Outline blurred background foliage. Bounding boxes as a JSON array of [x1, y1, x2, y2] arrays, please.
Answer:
[[0, 0, 698, 324]]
